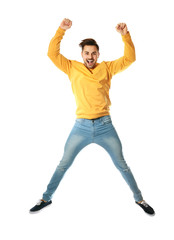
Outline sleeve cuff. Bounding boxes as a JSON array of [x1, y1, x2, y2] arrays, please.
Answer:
[[121, 31, 131, 40], [57, 27, 66, 34]]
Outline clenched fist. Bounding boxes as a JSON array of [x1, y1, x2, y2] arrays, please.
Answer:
[[60, 18, 72, 30], [116, 23, 128, 36]]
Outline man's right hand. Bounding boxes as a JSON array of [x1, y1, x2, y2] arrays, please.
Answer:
[[60, 18, 72, 30]]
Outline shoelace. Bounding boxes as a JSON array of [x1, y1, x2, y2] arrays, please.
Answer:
[[140, 200, 149, 207]]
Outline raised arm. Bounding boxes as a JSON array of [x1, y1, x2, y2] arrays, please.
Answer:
[[47, 18, 72, 75], [106, 23, 136, 76]]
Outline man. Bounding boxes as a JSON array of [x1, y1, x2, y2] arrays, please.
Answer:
[[30, 18, 155, 215]]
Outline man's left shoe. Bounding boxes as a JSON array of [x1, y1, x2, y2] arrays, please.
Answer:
[[30, 199, 52, 213], [136, 200, 155, 215]]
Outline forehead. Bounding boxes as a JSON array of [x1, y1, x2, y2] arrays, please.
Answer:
[[83, 45, 98, 52]]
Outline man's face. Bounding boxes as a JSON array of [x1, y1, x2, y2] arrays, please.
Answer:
[[81, 45, 100, 69]]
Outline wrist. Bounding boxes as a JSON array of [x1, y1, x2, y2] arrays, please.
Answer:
[[60, 27, 66, 30], [121, 31, 128, 36], [122, 31, 129, 36], [59, 26, 66, 32]]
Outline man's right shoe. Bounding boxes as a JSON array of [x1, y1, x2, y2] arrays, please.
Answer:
[[136, 200, 155, 215], [30, 199, 52, 213]]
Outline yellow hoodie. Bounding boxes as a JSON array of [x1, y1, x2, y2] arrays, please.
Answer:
[[48, 27, 136, 119]]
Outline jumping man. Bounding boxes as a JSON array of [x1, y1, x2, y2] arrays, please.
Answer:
[[30, 18, 155, 215]]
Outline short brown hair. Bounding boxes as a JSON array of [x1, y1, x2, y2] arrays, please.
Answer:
[[79, 38, 99, 51]]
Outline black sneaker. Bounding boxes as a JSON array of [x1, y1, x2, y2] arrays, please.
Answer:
[[30, 199, 52, 213], [136, 200, 155, 215]]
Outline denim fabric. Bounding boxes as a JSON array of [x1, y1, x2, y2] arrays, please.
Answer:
[[43, 115, 143, 202]]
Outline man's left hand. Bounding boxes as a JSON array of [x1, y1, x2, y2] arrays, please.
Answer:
[[116, 23, 128, 36]]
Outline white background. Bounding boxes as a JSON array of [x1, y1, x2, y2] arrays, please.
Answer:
[[0, 0, 174, 239]]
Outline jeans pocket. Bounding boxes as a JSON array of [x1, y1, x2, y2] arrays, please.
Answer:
[[76, 118, 84, 124], [101, 116, 112, 125]]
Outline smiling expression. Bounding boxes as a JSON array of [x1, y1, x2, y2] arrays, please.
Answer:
[[81, 45, 100, 69]]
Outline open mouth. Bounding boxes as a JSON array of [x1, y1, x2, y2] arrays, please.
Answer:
[[87, 59, 94, 64]]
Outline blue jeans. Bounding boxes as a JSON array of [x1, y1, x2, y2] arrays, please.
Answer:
[[43, 115, 143, 202]]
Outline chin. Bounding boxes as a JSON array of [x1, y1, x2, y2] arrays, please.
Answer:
[[88, 66, 94, 69], [86, 63, 96, 69]]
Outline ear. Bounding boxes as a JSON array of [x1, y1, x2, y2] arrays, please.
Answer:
[[81, 51, 83, 58], [97, 52, 100, 58]]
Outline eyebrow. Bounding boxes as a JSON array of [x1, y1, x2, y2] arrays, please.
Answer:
[[84, 51, 97, 54]]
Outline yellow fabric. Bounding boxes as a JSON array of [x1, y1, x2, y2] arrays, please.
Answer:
[[48, 27, 136, 119]]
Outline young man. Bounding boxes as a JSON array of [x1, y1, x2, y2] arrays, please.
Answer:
[[30, 18, 155, 215]]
